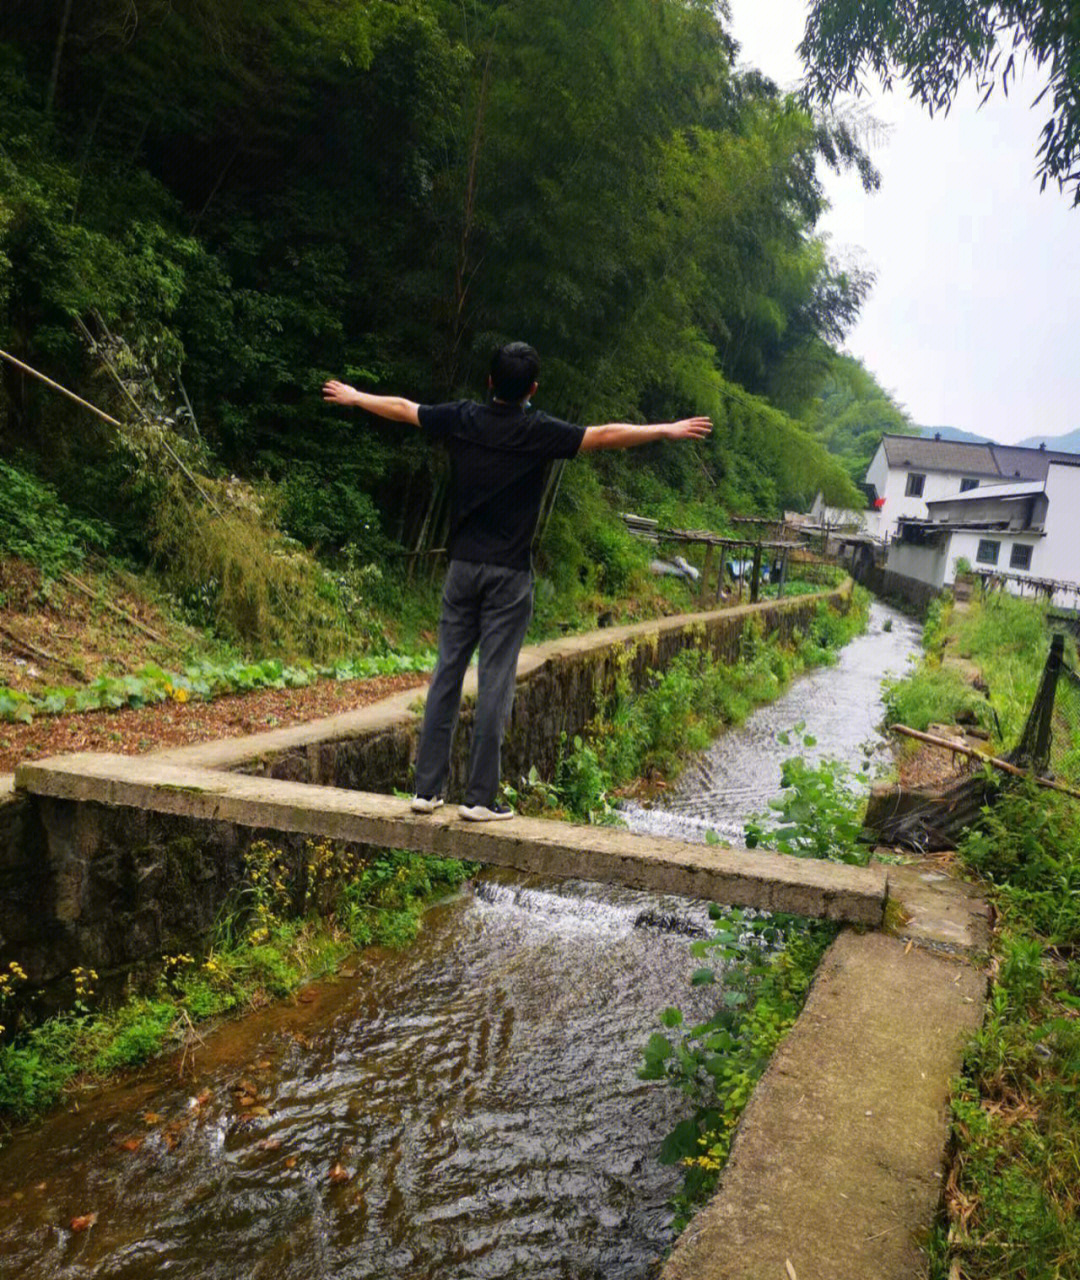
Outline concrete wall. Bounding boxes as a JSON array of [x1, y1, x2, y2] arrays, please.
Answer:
[[1039, 462, 1080, 586], [0, 586, 852, 992], [850, 558, 939, 612], [238, 589, 849, 797], [865, 441, 1000, 541]]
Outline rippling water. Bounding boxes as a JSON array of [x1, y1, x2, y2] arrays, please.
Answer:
[[622, 601, 922, 845], [0, 601, 920, 1280], [0, 878, 722, 1280]]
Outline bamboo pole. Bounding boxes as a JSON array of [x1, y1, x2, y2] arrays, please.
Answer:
[[889, 724, 1080, 801], [714, 547, 727, 607], [0, 346, 125, 432], [699, 543, 714, 609], [60, 572, 172, 646]]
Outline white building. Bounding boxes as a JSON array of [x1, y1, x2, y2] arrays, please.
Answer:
[[862, 433, 1080, 542], [883, 458, 1080, 608]]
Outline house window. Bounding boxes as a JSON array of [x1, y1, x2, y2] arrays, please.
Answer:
[[905, 473, 926, 497], [976, 540, 1000, 566], [960, 478, 979, 492], [1010, 544, 1032, 570]]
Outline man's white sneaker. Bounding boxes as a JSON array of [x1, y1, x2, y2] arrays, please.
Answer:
[[411, 795, 445, 814], [459, 803, 515, 822]]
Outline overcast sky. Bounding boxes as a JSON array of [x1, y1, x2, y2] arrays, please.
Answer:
[[728, 0, 1080, 445]]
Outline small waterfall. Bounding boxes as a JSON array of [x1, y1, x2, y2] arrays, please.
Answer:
[[474, 877, 713, 938]]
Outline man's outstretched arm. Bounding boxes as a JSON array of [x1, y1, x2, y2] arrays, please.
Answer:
[[322, 380, 420, 426], [578, 417, 711, 452]]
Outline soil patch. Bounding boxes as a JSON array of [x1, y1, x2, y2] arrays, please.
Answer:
[[0, 672, 428, 773]]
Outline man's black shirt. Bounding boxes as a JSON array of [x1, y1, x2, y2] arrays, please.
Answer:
[[417, 399, 585, 571]]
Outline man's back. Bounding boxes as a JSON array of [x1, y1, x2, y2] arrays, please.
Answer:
[[417, 399, 584, 571]]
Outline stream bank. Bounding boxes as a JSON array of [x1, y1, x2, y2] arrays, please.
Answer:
[[0, 596, 925, 1280]]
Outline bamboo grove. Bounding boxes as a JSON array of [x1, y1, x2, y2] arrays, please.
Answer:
[[0, 0, 905, 630]]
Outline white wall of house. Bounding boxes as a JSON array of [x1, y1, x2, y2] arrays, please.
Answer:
[[885, 538, 950, 589], [886, 529, 1044, 593], [944, 530, 1041, 581], [865, 444, 993, 539], [1038, 463, 1080, 584]]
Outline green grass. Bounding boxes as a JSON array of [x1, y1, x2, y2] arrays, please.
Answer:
[[0, 846, 472, 1124], [888, 589, 1080, 1280]]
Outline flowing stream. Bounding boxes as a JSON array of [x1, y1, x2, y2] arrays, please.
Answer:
[[0, 603, 920, 1280]]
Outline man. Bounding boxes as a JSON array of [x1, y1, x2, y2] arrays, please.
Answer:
[[323, 342, 711, 821]]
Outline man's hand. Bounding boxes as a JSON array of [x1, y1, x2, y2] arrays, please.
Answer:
[[322, 379, 360, 406], [579, 415, 713, 453], [665, 417, 712, 441], [322, 380, 420, 426]]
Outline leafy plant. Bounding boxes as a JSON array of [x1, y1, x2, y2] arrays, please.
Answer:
[[640, 908, 837, 1227], [0, 459, 111, 575], [0, 649, 435, 722], [745, 730, 871, 865]]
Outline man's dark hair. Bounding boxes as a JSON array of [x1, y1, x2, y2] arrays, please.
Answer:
[[490, 342, 540, 403]]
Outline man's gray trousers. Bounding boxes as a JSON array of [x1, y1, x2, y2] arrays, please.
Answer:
[[413, 559, 534, 807]]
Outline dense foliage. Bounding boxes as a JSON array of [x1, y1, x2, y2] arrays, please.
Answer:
[[883, 588, 1080, 1278], [0, 0, 882, 649], [800, 352, 917, 489]]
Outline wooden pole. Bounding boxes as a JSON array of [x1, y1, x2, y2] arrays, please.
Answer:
[[714, 547, 727, 607], [750, 543, 763, 603], [889, 724, 1080, 801], [778, 545, 790, 599], [699, 543, 715, 609]]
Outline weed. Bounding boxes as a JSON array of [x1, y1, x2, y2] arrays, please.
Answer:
[[640, 909, 837, 1229], [745, 736, 871, 865], [0, 839, 472, 1123]]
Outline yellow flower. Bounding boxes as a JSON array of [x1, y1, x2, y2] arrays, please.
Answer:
[[173, 687, 190, 704]]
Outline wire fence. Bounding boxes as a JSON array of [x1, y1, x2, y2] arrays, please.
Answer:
[[1048, 658, 1080, 791], [1013, 632, 1080, 796]]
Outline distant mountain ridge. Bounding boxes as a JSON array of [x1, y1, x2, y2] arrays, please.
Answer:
[[1016, 428, 1080, 453], [918, 425, 994, 445], [918, 425, 1080, 455]]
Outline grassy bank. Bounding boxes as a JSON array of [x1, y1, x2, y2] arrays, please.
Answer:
[[882, 589, 1080, 1279], [550, 586, 868, 1225], [510, 586, 870, 824], [0, 843, 472, 1127]]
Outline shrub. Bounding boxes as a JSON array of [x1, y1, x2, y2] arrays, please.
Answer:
[[0, 457, 111, 574]]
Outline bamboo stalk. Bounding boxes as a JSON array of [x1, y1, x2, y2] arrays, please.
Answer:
[[61, 572, 172, 646], [889, 724, 1080, 801], [0, 623, 60, 665], [0, 347, 125, 433]]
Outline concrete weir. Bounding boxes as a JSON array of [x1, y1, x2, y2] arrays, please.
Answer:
[[15, 752, 888, 926]]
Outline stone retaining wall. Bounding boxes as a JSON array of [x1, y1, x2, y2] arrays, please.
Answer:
[[0, 584, 851, 991], [239, 584, 851, 796], [851, 558, 937, 613]]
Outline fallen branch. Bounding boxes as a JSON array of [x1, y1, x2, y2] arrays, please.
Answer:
[[0, 622, 60, 665], [890, 724, 1080, 801], [0, 622, 83, 677], [60, 571, 172, 646]]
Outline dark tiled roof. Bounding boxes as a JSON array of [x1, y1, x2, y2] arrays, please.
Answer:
[[880, 434, 1080, 480], [990, 445, 1080, 480], [881, 435, 1000, 475]]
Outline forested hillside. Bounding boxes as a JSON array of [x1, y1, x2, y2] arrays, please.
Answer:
[[1, 0, 883, 656]]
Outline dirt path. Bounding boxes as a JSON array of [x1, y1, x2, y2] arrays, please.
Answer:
[[0, 672, 428, 773]]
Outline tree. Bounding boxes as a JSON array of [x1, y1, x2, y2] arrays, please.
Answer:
[[799, 0, 1080, 202]]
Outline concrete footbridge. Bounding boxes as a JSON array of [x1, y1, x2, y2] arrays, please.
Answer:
[[16, 751, 887, 926]]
